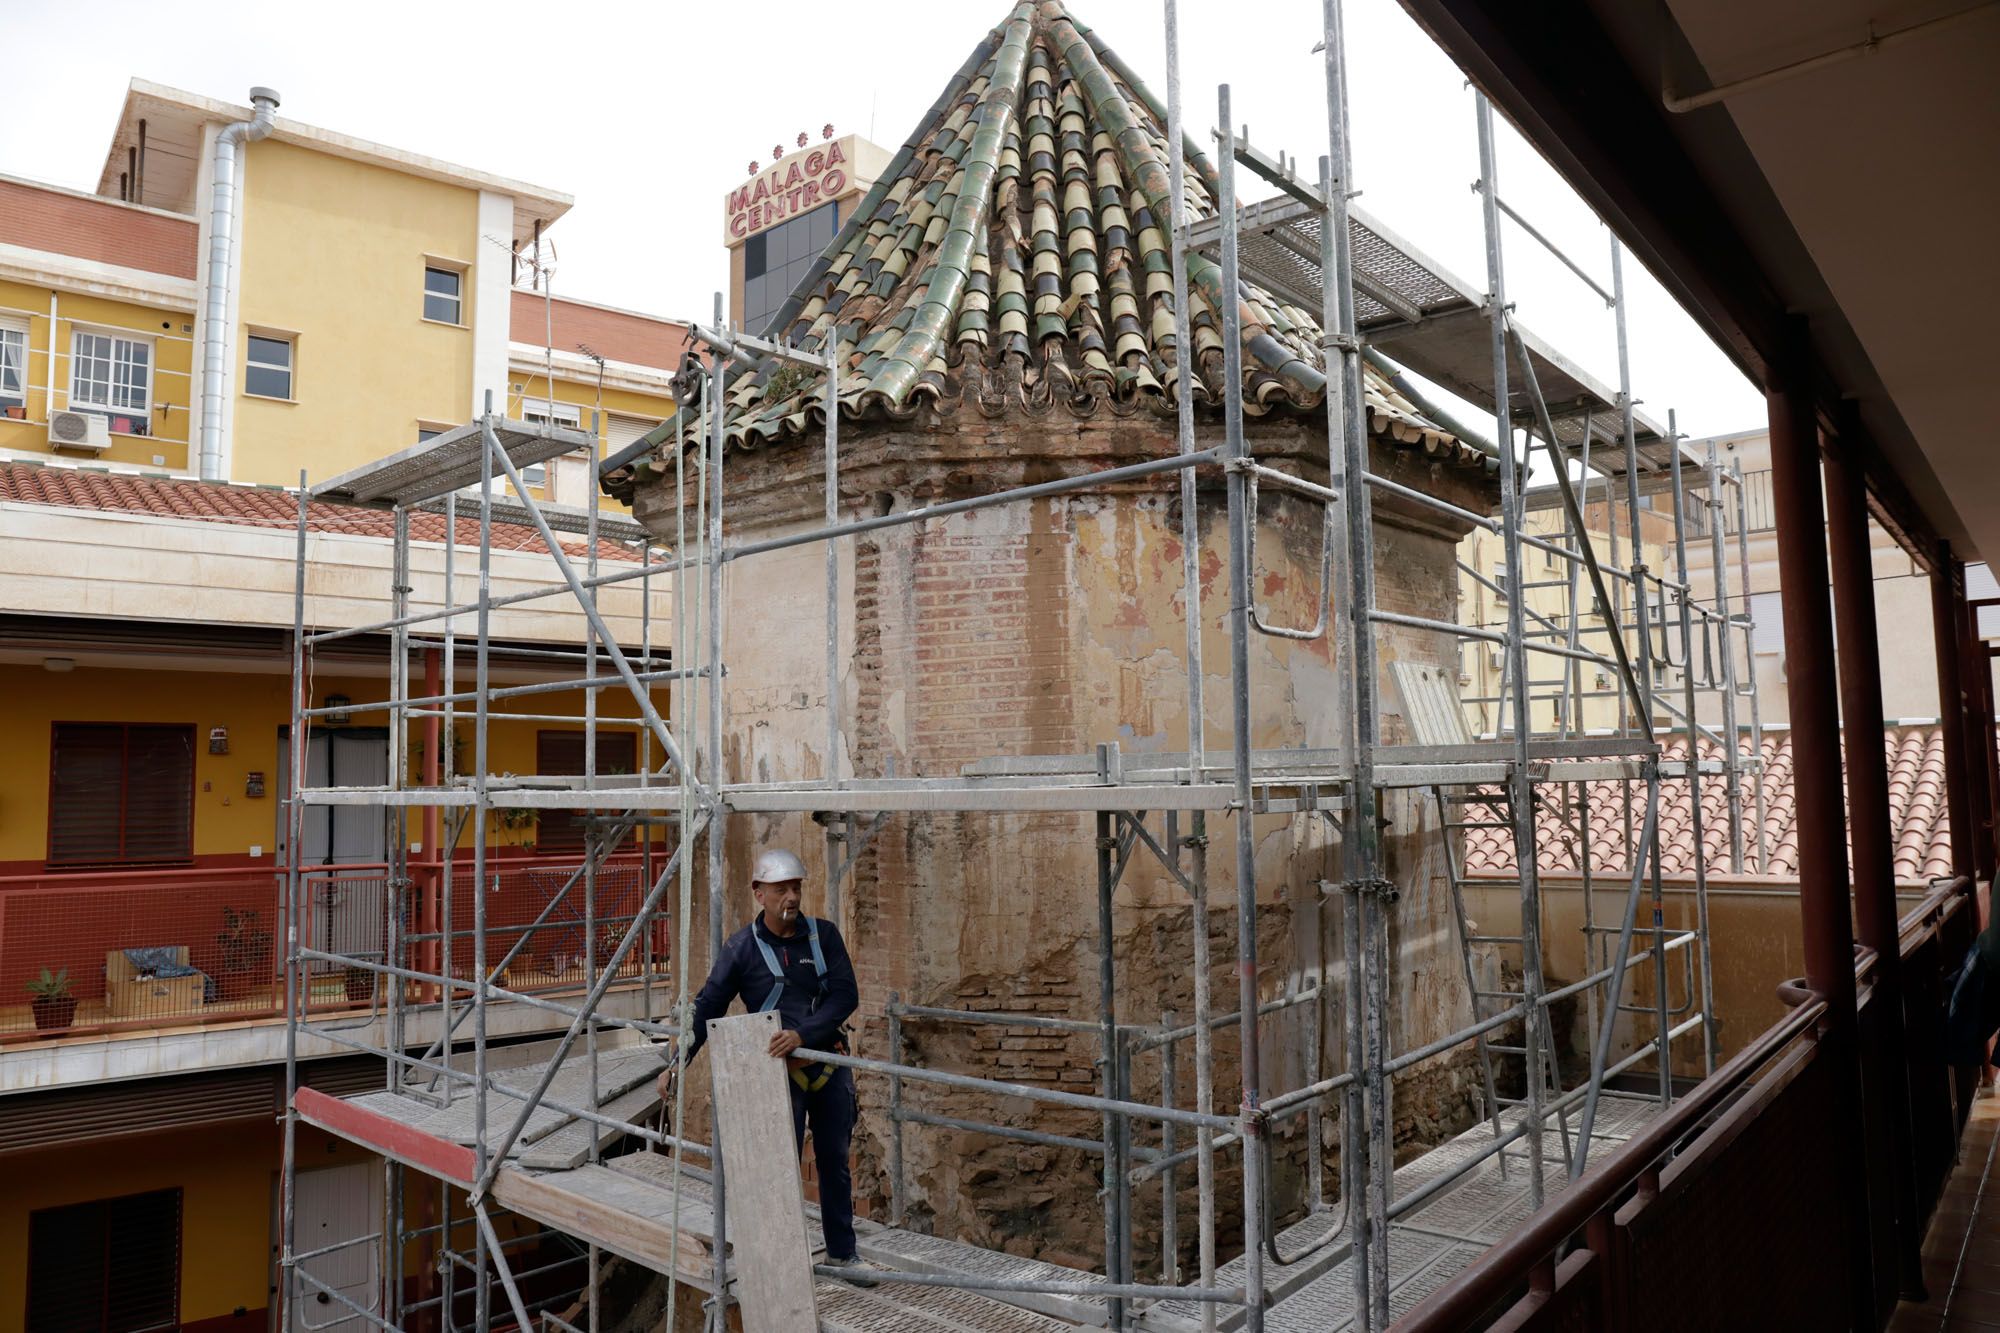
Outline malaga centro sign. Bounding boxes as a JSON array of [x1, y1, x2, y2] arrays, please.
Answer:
[[724, 137, 857, 242]]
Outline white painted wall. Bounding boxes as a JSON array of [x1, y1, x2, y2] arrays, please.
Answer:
[[471, 191, 514, 419], [0, 501, 664, 643]]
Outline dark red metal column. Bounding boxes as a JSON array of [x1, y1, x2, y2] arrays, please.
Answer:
[[1962, 595, 1998, 882], [1981, 634, 2000, 878], [1934, 548, 1976, 884], [1825, 435, 1925, 1300], [1768, 336, 1876, 1325]]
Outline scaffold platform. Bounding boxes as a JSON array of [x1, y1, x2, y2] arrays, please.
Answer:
[[293, 1035, 1658, 1332]]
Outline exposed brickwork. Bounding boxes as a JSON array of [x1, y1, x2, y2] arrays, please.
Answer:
[[639, 412, 1500, 1266], [509, 290, 689, 372], [0, 178, 197, 280]]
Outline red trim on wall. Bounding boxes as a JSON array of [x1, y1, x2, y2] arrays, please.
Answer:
[[294, 1087, 475, 1184]]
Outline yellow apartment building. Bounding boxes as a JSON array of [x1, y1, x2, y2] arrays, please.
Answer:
[[0, 79, 686, 506], [0, 79, 685, 1333]]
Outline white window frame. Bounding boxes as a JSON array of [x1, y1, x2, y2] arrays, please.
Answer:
[[244, 331, 295, 401], [517, 398, 581, 487], [0, 317, 27, 409], [423, 265, 464, 325], [519, 397, 583, 428], [68, 327, 153, 421]]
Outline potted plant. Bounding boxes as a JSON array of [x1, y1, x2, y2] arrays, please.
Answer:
[[495, 806, 536, 849], [215, 907, 273, 1002], [344, 964, 375, 1004], [28, 968, 77, 1031]]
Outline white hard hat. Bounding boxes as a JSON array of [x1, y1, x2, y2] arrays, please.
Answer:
[[751, 848, 807, 886]]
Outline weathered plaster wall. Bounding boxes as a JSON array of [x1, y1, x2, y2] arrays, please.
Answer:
[[635, 411, 1496, 1263]]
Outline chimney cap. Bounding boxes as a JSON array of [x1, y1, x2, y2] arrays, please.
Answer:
[[248, 86, 281, 108]]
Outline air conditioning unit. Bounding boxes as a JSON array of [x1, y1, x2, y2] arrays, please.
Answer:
[[48, 410, 111, 453]]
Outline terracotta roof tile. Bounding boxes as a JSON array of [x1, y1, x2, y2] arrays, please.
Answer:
[[1461, 725, 1971, 883], [0, 461, 637, 563], [612, 0, 1485, 489]]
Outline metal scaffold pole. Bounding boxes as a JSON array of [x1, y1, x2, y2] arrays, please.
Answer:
[[268, 11, 1757, 1324], [1474, 90, 1550, 1212], [1315, 0, 1388, 1322], [703, 292, 731, 1332], [1215, 81, 1268, 1333], [1706, 445, 1747, 874], [279, 472, 308, 1330], [1160, 1, 1219, 1321], [1668, 412, 1719, 1073]]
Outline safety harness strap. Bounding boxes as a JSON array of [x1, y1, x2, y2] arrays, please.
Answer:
[[752, 917, 827, 1014]]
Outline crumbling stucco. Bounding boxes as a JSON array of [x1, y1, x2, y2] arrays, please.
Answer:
[[634, 410, 1499, 1264]]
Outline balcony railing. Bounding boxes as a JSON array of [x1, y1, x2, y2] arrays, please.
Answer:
[[1400, 876, 1977, 1329], [1731, 467, 1776, 534], [0, 854, 668, 1044]]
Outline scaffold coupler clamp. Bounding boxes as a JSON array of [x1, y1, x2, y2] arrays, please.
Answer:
[[1319, 332, 1360, 354], [1342, 875, 1400, 904]]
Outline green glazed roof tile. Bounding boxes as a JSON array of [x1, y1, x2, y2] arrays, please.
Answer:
[[631, 0, 1472, 474]]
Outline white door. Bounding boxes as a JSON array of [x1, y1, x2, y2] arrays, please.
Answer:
[[292, 1162, 381, 1333], [278, 731, 391, 867], [277, 731, 391, 971]]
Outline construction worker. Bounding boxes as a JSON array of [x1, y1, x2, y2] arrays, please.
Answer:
[[661, 848, 875, 1285]]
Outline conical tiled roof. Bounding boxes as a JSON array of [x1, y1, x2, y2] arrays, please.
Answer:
[[610, 0, 1483, 496]]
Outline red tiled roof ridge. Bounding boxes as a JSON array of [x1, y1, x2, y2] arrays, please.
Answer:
[[1459, 722, 1981, 885], [0, 459, 639, 563]]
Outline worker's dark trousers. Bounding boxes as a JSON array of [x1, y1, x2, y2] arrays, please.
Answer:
[[789, 1064, 858, 1260]]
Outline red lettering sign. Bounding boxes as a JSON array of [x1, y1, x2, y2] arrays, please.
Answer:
[[725, 137, 861, 242]]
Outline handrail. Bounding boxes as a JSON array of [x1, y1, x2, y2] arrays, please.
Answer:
[[1397, 992, 1828, 1327], [1405, 870, 1976, 1328], [1899, 873, 1974, 943]]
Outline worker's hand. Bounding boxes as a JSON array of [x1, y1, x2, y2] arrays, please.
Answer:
[[769, 1028, 803, 1059], [656, 1067, 679, 1103]]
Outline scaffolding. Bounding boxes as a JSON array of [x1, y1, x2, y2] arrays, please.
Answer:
[[276, 3, 1768, 1331]]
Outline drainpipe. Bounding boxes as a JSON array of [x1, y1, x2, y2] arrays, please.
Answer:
[[198, 86, 280, 482]]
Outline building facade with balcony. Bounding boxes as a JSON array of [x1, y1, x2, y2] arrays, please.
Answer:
[[1685, 427, 2000, 728], [0, 80, 685, 1333], [0, 79, 687, 509]]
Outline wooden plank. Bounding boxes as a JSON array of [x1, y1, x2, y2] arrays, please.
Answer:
[[516, 1080, 662, 1170], [491, 1163, 714, 1287], [294, 1086, 475, 1184], [707, 1010, 819, 1331]]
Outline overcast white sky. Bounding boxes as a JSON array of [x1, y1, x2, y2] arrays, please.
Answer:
[[0, 0, 1767, 440]]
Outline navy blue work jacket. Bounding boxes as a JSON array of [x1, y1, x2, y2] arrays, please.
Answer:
[[681, 914, 858, 1065]]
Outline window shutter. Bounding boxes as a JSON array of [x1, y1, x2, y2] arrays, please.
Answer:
[[49, 724, 128, 866], [49, 724, 194, 866], [536, 731, 636, 855], [123, 726, 195, 862], [105, 1189, 181, 1333], [27, 1187, 181, 1333]]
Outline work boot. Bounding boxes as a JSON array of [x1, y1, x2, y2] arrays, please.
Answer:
[[822, 1255, 879, 1288]]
